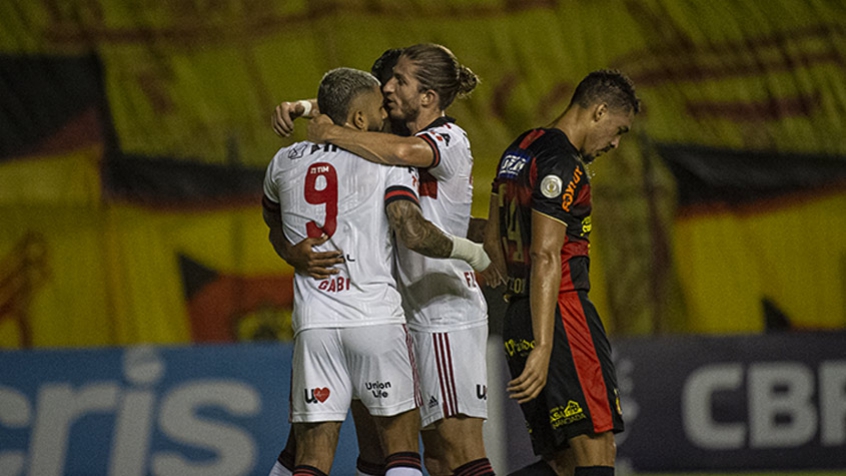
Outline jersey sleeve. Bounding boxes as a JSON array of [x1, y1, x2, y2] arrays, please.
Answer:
[[384, 165, 420, 208], [415, 127, 467, 182], [262, 156, 281, 213], [532, 149, 585, 224]]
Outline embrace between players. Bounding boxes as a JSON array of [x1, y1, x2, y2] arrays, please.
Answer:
[[262, 43, 640, 476]]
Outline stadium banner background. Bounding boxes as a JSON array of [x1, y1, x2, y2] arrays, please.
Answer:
[[2, 1, 846, 348], [0, 342, 360, 476], [2, 333, 845, 476], [502, 333, 846, 473]]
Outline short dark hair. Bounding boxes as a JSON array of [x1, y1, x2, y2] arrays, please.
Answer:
[[371, 48, 403, 86], [571, 69, 641, 115], [317, 67, 380, 126], [401, 43, 478, 110]]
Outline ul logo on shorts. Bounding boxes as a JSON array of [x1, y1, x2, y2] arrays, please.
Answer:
[[305, 387, 331, 404], [476, 385, 487, 400]]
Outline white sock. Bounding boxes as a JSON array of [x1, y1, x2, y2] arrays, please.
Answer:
[[384, 468, 422, 476], [268, 460, 293, 476]]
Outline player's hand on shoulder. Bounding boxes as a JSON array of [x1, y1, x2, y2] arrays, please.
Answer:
[[272, 101, 306, 138], [307, 114, 335, 144], [289, 234, 344, 279]]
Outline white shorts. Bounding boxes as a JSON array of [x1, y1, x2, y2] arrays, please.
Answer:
[[411, 324, 489, 428], [290, 324, 421, 423]]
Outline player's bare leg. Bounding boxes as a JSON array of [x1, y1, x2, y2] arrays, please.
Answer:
[[292, 421, 342, 475], [564, 431, 615, 475], [421, 415, 490, 475], [351, 399, 386, 475], [544, 446, 576, 476], [373, 408, 423, 475], [268, 430, 296, 476]]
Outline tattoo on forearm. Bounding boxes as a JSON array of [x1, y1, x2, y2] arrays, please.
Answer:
[[387, 200, 452, 258]]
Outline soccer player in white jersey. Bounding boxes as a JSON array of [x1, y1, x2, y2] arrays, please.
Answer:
[[263, 67, 490, 476], [303, 44, 495, 476]]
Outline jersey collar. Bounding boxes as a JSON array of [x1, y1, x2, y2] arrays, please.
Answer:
[[420, 115, 456, 132]]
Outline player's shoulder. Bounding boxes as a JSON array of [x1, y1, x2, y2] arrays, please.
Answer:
[[274, 141, 361, 167], [416, 116, 468, 147]]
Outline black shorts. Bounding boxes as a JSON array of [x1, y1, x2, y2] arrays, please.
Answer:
[[502, 291, 624, 456]]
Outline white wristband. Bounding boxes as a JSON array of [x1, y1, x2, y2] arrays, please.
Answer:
[[449, 236, 491, 272], [296, 100, 313, 118]]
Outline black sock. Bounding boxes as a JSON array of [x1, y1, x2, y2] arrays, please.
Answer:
[[278, 448, 295, 471], [357, 455, 385, 475], [507, 459, 556, 476], [384, 451, 422, 472], [454, 457, 495, 475], [574, 466, 614, 476]]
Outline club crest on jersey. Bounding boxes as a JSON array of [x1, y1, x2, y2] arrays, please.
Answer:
[[541, 175, 563, 198], [287, 143, 308, 159], [498, 152, 530, 179]]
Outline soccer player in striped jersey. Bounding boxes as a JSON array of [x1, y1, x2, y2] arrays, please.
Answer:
[[482, 70, 640, 476], [263, 67, 489, 476]]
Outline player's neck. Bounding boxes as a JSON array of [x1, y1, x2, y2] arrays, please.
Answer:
[[552, 107, 588, 152], [406, 109, 444, 135]]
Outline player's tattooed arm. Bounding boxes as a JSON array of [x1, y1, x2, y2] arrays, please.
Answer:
[[386, 199, 491, 271], [386, 200, 452, 258]]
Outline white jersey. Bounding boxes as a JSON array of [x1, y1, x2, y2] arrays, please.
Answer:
[[263, 141, 419, 335], [396, 117, 488, 332]]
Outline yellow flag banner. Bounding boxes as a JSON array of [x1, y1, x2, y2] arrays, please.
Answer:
[[1, 195, 294, 349], [2, 1, 846, 347], [661, 144, 846, 332]]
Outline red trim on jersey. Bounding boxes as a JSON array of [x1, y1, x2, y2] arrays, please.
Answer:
[[435, 332, 458, 417], [558, 292, 614, 433], [419, 169, 439, 199], [384, 186, 420, 206], [405, 325, 424, 407], [559, 242, 575, 290], [419, 133, 441, 168], [528, 157, 538, 190], [519, 129, 546, 150], [262, 194, 280, 213]]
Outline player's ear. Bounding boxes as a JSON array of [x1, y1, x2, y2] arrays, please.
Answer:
[[421, 89, 438, 108], [593, 103, 608, 122], [351, 110, 367, 131]]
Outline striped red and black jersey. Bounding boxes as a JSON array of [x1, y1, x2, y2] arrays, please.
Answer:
[[491, 128, 592, 297]]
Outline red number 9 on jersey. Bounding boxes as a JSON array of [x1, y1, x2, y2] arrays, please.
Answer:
[[304, 162, 338, 238]]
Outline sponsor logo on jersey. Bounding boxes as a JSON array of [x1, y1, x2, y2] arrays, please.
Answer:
[[504, 338, 535, 357], [476, 384, 487, 400], [305, 387, 331, 404], [561, 166, 584, 212], [366, 380, 391, 398], [497, 152, 530, 179], [540, 174, 563, 198], [580, 216, 592, 237], [550, 400, 587, 428]]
